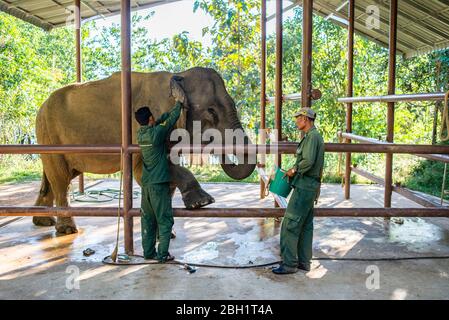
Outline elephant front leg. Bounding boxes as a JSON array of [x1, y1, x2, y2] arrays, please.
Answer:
[[170, 165, 215, 209]]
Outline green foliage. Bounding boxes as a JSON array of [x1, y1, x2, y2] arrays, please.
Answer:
[[194, 0, 261, 130], [0, 155, 42, 183], [404, 159, 449, 199], [0, 13, 74, 146]]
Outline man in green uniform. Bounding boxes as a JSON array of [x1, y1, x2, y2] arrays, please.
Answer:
[[272, 107, 325, 274], [134, 77, 187, 262]]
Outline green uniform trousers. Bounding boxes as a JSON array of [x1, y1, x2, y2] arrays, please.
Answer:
[[280, 187, 316, 268], [140, 183, 174, 260]]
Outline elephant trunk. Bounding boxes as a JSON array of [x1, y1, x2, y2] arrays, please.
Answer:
[[220, 116, 256, 180]]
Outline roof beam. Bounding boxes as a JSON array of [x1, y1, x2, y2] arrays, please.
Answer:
[[81, 0, 107, 18], [267, 2, 298, 22], [353, 2, 434, 47], [8, 0, 38, 6], [435, 0, 449, 7], [96, 1, 113, 14], [352, 17, 415, 51], [52, 0, 183, 27], [25, 4, 68, 17], [0, 1, 54, 31], [368, 0, 449, 40], [401, 0, 449, 28], [314, 1, 413, 52], [313, 3, 390, 51]]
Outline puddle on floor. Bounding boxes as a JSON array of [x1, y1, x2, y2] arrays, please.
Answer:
[[180, 241, 220, 263], [371, 218, 449, 252]]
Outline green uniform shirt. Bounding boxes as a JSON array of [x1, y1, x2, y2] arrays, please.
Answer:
[[137, 102, 182, 185], [290, 126, 325, 191]]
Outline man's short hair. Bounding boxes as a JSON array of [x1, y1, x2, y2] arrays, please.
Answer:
[[134, 106, 152, 126]]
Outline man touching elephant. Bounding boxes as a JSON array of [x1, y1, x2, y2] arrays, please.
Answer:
[[33, 67, 255, 234], [134, 76, 188, 262]]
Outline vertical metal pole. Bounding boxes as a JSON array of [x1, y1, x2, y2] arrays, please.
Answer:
[[385, 0, 397, 208], [121, 0, 133, 254], [75, 0, 81, 83], [260, 0, 267, 199], [275, 0, 283, 168], [433, 61, 442, 145], [75, 0, 84, 194], [302, 0, 313, 109], [441, 163, 447, 206], [344, 0, 354, 200]]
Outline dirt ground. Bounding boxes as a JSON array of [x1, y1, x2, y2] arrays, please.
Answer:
[[1, 180, 449, 300]]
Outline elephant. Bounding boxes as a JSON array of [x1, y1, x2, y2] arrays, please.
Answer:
[[32, 67, 256, 234]]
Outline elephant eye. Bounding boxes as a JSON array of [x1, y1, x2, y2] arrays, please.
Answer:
[[207, 107, 219, 124]]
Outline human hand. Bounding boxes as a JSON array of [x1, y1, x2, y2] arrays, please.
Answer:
[[283, 168, 297, 178], [170, 76, 187, 105]]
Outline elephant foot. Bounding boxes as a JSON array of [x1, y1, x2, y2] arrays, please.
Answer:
[[33, 216, 56, 227], [55, 217, 78, 235], [392, 217, 404, 225], [182, 188, 215, 209]]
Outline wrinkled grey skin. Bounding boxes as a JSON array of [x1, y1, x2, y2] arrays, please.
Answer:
[[33, 67, 256, 234]]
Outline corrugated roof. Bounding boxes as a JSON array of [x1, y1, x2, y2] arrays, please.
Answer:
[[0, 0, 180, 31], [312, 0, 449, 57], [1, 0, 449, 58]]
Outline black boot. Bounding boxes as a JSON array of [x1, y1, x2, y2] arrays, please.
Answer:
[[159, 253, 175, 263], [272, 264, 297, 274], [298, 262, 311, 272]]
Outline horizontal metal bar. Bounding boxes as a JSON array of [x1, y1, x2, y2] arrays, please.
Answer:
[[351, 166, 438, 208], [266, 89, 322, 104], [338, 93, 446, 104], [338, 132, 449, 163], [0, 145, 123, 154], [3, 143, 449, 155], [1, 206, 448, 217], [267, 93, 302, 103]]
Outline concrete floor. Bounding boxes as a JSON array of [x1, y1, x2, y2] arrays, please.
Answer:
[[1, 180, 449, 300]]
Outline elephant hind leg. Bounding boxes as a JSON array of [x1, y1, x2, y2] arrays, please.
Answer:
[[33, 171, 56, 227], [42, 155, 78, 235]]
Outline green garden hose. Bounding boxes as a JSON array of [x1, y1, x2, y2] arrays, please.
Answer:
[[70, 188, 140, 203], [102, 254, 449, 269]]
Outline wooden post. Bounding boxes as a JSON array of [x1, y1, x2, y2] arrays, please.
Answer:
[[274, 0, 283, 208], [302, 0, 313, 109], [260, 0, 267, 199], [385, 0, 398, 208], [121, 0, 133, 254], [275, 0, 283, 168], [75, 0, 84, 194], [345, 0, 354, 199]]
